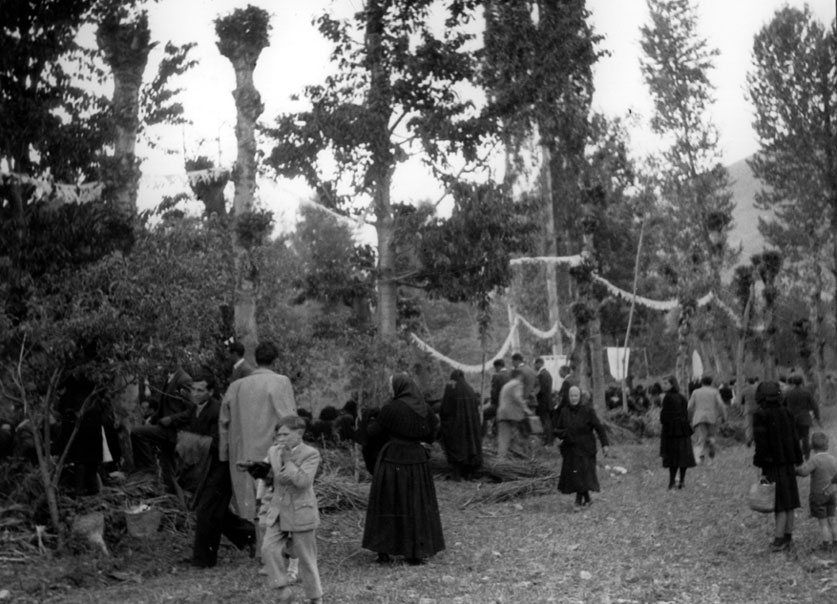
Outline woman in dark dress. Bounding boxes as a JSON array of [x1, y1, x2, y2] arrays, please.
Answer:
[[362, 373, 445, 564], [555, 386, 610, 507], [439, 370, 483, 480], [659, 375, 696, 489], [753, 380, 803, 552]]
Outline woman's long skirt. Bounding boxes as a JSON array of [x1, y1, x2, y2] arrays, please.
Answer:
[[558, 448, 600, 494], [762, 464, 800, 512], [660, 435, 697, 469], [362, 445, 445, 559]]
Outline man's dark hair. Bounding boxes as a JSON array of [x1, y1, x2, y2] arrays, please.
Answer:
[[511, 352, 524, 363], [534, 357, 544, 367], [559, 365, 571, 378], [228, 341, 245, 357], [254, 341, 279, 366], [701, 375, 713, 386], [192, 367, 216, 392], [493, 359, 505, 369]]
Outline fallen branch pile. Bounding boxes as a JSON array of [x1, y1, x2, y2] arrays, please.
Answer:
[[316, 470, 369, 512], [457, 474, 561, 508]]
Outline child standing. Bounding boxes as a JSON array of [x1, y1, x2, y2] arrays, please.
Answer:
[[796, 432, 837, 551], [242, 415, 322, 603]]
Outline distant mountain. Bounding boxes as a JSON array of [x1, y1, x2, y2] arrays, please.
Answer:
[[726, 156, 773, 265]]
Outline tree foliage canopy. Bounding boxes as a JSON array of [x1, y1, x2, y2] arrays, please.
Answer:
[[747, 6, 837, 271]]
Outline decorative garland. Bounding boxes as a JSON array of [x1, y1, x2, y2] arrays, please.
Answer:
[[512, 255, 748, 328], [410, 313, 575, 374], [510, 255, 583, 268]]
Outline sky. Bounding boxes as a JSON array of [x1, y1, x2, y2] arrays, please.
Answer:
[[130, 0, 837, 226]]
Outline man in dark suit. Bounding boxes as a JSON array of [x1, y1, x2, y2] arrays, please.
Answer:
[[486, 359, 511, 436], [179, 369, 255, 568], [534, 357, 554, 445], [131, 363, 193, 494], [228, 340, 254, 383]]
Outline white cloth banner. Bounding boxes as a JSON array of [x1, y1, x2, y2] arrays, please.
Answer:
[[691, 350, 704, 379], [540, 355, 567, 392], [606, 347, 631, 381]]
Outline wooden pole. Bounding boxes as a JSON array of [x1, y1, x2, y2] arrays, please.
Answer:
[[621, 219, 646, 412]]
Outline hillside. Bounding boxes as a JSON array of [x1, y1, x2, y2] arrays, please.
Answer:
[[727, 156, 772, 265]]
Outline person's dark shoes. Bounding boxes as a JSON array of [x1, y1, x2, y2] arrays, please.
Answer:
[[405, 557, 426, 566], [668, 481, 675, 490], [677, 481, 684, 490], [180, 556, 211, 568], [771, 536, 792, 552], [376, 553, 392, 564]]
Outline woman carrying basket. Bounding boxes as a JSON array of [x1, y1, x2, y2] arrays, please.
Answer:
[[753, 381, 803, 552]]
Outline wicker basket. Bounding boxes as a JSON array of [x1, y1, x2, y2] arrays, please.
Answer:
[[125, 507, 162, 538]]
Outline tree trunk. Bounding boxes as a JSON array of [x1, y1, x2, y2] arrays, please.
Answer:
[[811, 263, 827, 400], [375, 204, 397, 337], [735, 282, 754, 399], [31, 410, 61, 545], [97, 13, 153, 217], [764, 288, 777, 381], [675, 309, 691, 390], [365, 0, 396, 337], [589, 313, 606, 416], [217, 22, 268, 362], [541, 144, 563, 356]]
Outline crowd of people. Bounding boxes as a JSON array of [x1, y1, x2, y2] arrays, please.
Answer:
[[4, 338, 837, 600]]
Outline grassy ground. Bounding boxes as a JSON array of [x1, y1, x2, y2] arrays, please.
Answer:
[[5, 408, 837, 604]]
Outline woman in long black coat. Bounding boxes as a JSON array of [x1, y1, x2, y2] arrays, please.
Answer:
[[362, 373, 445, 564], [659, 375, 696, 489], [753, 380, 803, 552], [555, 386, 609, 507], [439, 370, 483, 480]]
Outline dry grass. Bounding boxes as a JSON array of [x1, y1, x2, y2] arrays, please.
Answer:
[[4, 409, 837, 603]]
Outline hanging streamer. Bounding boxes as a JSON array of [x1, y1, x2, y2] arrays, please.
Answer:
[[592, 274, 679, 311], [510, 255, 584, 268], [411, 313, 574, 374], [410, 324, 518, 374]]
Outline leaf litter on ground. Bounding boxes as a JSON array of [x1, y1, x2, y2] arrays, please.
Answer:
[[4, 407, 837, 602]]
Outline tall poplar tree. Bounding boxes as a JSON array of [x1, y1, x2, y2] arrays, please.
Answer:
[[216, 5, 271, 360], [747, 6, 836, 389], [483, 0, 600, 357], [640, 0, 734, 387], [265, 0, 487, 337]]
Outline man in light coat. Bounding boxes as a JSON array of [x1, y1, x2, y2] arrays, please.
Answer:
[[220, 341, 296, 524], [496, 369, 536, 460], [688, 375, 727, 463], [244, 415, 322, 603]]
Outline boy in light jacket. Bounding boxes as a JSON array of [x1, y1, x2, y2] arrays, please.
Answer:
[[242, 415, 322, 603]]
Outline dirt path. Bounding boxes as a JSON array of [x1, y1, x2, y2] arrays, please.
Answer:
[[11, 406, 837, 603]]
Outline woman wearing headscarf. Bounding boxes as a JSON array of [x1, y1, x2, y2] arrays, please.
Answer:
[[362, 373, 445, 564], [555, 386, 609, 507], [439, 369, 483, 480], [753, 380, 803, 552], [659, 375, 696, 489]]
